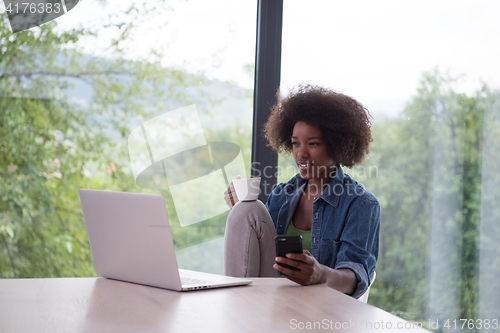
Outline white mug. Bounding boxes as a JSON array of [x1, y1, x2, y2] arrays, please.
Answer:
[[232, 177, 261, 201]]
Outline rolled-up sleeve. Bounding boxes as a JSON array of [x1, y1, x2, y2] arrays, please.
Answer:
[[335, 198, 380, 299]]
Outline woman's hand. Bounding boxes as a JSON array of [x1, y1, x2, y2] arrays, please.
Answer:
[[273, 250, 326, 286], [224, 175, 240, 209], [274, 250, 358, 294]]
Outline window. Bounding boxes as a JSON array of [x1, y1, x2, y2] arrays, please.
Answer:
[[0, 0, 256, 277], [281, 0, 500, 325]]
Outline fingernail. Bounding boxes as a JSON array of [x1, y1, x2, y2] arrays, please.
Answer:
[[275, 257, 281, 262]]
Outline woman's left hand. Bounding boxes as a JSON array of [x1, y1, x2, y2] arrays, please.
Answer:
[[273, 250, 326, 285]]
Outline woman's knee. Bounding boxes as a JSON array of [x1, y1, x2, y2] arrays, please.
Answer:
[[227, 200, 269, 224]]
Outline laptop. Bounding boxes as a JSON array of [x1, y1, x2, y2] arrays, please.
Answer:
[[79, 189, 252, 291]]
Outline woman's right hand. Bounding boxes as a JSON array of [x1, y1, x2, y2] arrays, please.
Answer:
[[224, 175, 240, 209]]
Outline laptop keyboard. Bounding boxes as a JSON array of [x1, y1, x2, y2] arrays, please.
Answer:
[[181, 277, 210, 286]]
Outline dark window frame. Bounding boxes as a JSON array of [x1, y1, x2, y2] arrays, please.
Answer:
[[251, 0, 283, 202]]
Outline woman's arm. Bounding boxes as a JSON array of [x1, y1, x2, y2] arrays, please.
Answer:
[[274, 250, 357, 295], [334, 198, 380, 298], [321, 266, 357, 295]]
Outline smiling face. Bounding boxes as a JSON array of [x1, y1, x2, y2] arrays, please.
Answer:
[[291, 121, 336, 181]]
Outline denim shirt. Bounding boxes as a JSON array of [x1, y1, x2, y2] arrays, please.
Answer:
[[265, 166, 380, 299]]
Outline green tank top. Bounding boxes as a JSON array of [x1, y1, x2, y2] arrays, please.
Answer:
[[285, 220, 312, 253]]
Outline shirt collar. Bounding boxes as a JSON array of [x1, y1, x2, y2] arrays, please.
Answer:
[[320, 166, 344, 208]]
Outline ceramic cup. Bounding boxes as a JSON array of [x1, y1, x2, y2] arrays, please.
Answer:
[[232, 177, 261, 201]]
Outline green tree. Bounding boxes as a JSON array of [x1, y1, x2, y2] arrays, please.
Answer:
[[1, 0, 256, 278], [0, 5, 212, 278], [359, 69, 500, 329]]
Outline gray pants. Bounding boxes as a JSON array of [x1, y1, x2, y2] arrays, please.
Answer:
[[223, 200, 280, 277]]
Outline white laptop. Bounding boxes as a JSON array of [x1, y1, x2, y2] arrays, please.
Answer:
[[79, 189, 252, 291]]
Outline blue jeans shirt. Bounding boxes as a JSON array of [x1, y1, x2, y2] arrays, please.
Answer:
[[265, 166, 380, 298]]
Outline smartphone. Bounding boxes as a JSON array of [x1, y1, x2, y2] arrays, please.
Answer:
[[275, 235, 303, 276]]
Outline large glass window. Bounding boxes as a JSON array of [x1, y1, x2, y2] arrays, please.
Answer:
[[281, 0, 500, 329], [0, 0, 256, 277]]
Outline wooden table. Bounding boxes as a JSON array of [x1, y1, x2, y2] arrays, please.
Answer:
[[0, 277, 429, 332]]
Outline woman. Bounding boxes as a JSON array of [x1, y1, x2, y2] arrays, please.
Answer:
[[223, 84, 380, 298]]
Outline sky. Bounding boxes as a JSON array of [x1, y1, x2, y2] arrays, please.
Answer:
[[281, 0, 500, 117], [21, 0, 500, 118]]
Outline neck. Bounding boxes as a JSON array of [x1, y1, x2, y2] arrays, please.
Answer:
[[305, 166, 337, 199]]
